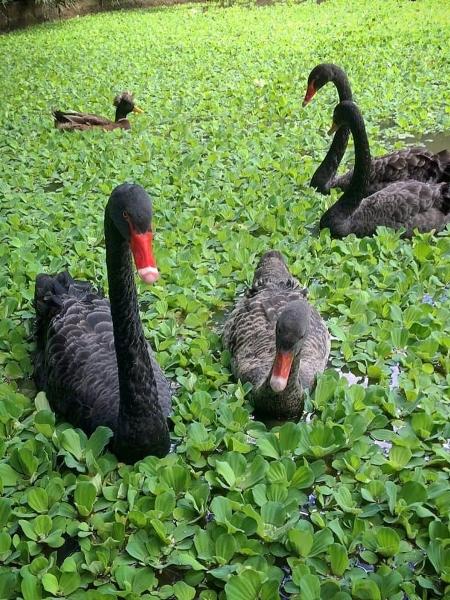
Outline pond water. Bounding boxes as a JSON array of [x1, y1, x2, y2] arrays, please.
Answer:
[[400, 131, 450, 154], [384, 130, 450, 155]]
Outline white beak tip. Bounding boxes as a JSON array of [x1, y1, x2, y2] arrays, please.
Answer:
[[138, 266, 159, 284], [270, 375, 288, 393]]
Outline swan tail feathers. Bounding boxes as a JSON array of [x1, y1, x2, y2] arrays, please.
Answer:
[[34, 271, 101, 341]]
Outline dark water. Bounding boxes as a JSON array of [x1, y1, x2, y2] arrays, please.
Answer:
[[382, 130, 450, 154], [400, 131, 450, 154], [43, 180, 63, 192]]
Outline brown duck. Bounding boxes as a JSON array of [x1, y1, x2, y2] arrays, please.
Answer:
[[53, 92, 143, 131]]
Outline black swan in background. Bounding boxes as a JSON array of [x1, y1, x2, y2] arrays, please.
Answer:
[[53, 92, 143, 131], [303, 64, 450, 195], [34, 183, 171, 463], [223, 251, 330, 420], [320, 101, 450, 238]]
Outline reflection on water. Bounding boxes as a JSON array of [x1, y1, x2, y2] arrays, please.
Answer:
[[383, 129, 450, 155], [400, 131, 450, 155]]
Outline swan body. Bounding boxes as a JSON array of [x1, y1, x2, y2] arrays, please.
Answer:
[[34, 184, 171, 462], [53, 92, 143, 131], [223, 251, 330, 420], [320, 102, 450, 238], [304, 64, 449, 195]]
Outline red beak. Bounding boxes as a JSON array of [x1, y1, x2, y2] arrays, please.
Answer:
[[302, 82, 317, 107], [129, 227, 159, 284], [270, 351, 294, 392]]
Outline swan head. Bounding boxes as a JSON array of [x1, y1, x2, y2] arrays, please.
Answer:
[[270, 300, 311, 393], [113, 91, 144, 116], [302, 63, 347, 106], [328, 100, 358, 135], [107, 183, 159, 284]]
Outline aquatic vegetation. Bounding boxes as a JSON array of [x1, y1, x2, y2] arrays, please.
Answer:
[[0, 1, 449, 598]]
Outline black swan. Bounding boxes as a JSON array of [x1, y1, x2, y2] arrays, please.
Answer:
[[303, 64, 449, 195], [53, 92, 143, 131], [34, 183, 171, 462], [223, 251, 330, 420], [320, 101, 450, 238]]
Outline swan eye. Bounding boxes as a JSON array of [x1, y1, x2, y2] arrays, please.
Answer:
[[123, 211, 129, 220]]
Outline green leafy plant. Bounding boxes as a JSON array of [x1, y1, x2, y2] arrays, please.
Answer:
[[0, 0, 449, 598]]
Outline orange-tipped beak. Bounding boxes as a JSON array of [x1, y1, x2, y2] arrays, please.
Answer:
[[328, 121, 338, 136], [302, 82, 317, 107], [129, 228, 159, 284], [270, 351, 294, 392], [132, 106, 144, 114]]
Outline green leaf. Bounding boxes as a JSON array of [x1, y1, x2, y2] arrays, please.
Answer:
[[74, 481, 97, 516], [310, 528, 334, 557], [21, 573, 42, 600], [352, 580, 381, 600], [34, 515, 52, 538], [329, 543, 349, 576], [388, 446, 411, 470], [85, 426, 113, 458], [299, 574, 321, 600], [289, 526, 313, 557], [41, 573, 59, 595], [224, 570, 261, 600], [59, 573, 81, 596], [34, 392, 51, 411], [215, 533, 237, 564], [0, 464, 19, 487], [173, 581, 196, 600], [27, 488, 49, 513], [60, 429, 84, 461], [375, 527, 400, 558], [0, 498, 11, 527], [215, 460, 237, 488], [399, 481, 427, 505]]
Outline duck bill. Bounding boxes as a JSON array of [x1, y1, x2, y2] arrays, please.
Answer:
[[132, 106, 144, 114], [270, 351, 294, 392], [328, 121, 338, 135], [302, 83, 316, 107], [129, 229, 159, 284]]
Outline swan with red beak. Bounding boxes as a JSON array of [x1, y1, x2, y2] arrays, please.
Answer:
[[223, 251, 330, 420]]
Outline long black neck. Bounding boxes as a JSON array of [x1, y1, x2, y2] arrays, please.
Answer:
[[114, 104, 130, 122], [104, 212, 170, 459], [320, 105, 371, 234], [332, 67, 353, 103], [340, 105, 371, 202], [310, 67, 353, 193]]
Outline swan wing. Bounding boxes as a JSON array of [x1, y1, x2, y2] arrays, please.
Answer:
[[350, 180, 450, 236], [39, 293, 120, 433], [333, 148, 448, 195]]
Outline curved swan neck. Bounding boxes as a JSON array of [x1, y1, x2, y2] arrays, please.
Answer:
[[342, 105, 371, 201], [310, 127, 350, 193], [104, 211, 169, 455], [310, 67, 352, 193], [320, 104, 372, 236], [331, 67, 353, 102]]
